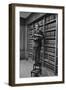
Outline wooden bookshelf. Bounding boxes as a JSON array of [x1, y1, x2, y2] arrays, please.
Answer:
[[44, 19, 56, 25], [44, 14, 58, 75]]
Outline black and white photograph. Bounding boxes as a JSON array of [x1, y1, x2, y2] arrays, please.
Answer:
[[20, 12, 58, 78], [9, 4, 64, 86]]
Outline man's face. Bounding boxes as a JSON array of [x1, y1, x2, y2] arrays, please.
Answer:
[[35, 25, 38, 31]]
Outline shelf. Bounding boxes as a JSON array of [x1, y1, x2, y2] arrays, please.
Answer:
[[45, 19, 56, 25], [45, 37, 56, 40], [44, 61, 54, 71], [44, 61, 55, 67], [44, 57, 55, 62], [45, 51, 55, 56], [44, 27, 56, 32], [44, 45, 56, 48], [45, 50, 55, 53], [44, 59, 55, 65]]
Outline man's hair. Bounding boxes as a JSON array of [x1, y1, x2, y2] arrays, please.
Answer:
[[34, 24, 39, 30], [35, 24, 38, 27]]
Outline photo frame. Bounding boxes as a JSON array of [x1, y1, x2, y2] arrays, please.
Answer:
[[9, 3, 64, 86]]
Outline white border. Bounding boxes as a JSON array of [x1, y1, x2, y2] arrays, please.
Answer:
[[15, 6, 63, 84]]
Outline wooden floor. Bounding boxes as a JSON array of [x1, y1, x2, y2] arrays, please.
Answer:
[[20, 59, 55, 78]]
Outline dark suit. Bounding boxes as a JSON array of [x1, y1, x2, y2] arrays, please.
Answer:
[[33, 30, 44, 65]]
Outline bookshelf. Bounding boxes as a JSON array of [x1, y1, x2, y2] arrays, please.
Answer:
[[44, 14, 58, 75], [27, 24, 34, 59]]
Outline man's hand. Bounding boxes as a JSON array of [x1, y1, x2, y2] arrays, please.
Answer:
[[32, 37, 38, 40]]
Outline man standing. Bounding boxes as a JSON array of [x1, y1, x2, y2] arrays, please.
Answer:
[[32, 24, 44, 65]]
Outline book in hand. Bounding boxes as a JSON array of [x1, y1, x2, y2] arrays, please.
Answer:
[[34, 34, 43, 37], [32, 37, 39, 40]]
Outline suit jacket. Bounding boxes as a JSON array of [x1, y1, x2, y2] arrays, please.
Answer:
[[33, 30, 44, 48]]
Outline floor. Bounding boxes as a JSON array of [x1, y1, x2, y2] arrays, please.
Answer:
[[20, 58, 55, 78]]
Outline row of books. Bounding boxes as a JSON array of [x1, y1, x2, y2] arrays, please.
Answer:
[[45, 37, 56, 40], [44, 22, 56, 30], [44, 57, 55, 63], [44, 44, 56, 47], [45, 39, 56, 44], [44, 61, 55, 70], [44, 47, 55, 53], [44, 53, 55, 60], [45, 31, 56, 37], [44, 43, 56, 47], [45, 51, 55, 56], [45, 15, 56, 23]]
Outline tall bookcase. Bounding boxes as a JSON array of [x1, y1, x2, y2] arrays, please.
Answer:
[[27, 24, 34, 59], [27, 14, 58, 75], [44, 14, 58, 75]]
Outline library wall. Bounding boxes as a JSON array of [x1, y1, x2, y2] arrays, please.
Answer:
[[20, 18, 26, 59], [24, 25, 28, 59], [44, 14, 58, 75]]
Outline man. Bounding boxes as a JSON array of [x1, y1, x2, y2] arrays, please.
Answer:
[[32, 24, 44, 65]]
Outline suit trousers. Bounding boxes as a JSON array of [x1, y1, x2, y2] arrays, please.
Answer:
[[33, 46, 41, 64]]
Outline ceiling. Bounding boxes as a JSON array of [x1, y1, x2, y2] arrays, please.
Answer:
[[20, 12, 31, 19]]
